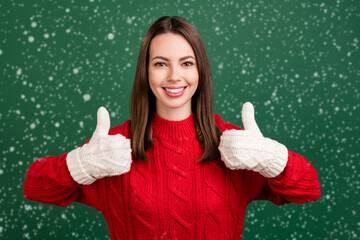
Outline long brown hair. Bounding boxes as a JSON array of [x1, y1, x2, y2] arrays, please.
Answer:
[[130, 16, 221, 162]]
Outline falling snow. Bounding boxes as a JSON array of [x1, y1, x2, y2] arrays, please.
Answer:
[[83, 94, 91, 102], [107, 33, 115, 40], [1, 0, 359, 239], [28, 36, 35, 43]]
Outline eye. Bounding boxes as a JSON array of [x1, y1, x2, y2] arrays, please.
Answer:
[[154, 62, 166, 67], [182, 61, 194, 67]]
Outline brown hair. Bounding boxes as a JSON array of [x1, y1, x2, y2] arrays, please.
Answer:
[[130, 16, 221, 162]]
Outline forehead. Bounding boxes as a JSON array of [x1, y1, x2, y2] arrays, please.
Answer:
[[149, 33, 195, 57]]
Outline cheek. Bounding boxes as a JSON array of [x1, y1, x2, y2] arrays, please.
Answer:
[[148, 69, 157, 88], [148, 68, 164, 85], [148, 71, 163, 98], [188, 70, 199, 86], [148, 79, 158, 96]]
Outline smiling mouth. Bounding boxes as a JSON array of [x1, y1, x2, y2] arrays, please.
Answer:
[[163, 87, 186, 93], [162, 86, 187, 97]]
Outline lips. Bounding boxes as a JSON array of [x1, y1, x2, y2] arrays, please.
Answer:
[[164, 87, 185, 93], [162, 86, 187, 97]]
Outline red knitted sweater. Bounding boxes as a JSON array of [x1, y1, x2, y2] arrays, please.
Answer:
[[23, 113, 321, 239]]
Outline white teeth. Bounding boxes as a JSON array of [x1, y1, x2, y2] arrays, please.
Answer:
[[164, 87, 185, 93]]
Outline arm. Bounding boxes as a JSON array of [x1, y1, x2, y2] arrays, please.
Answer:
[[218, 102, 321, 205], [23, 153, 102, 209], [23, 107, 132, 208], [246, 149, 321, 205]]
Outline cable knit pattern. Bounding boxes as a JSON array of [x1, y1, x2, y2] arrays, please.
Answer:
[[204, 160, 226, 239], [129, 155, 156, 237], [161, 138, 193, 238], [152, 113, 200, 239], [23, 114, 321, 239]]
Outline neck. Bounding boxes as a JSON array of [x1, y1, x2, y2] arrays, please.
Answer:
[[155, 105, 192, 121]]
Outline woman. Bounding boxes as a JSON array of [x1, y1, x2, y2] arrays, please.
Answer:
[[23, 16, 321, 239]]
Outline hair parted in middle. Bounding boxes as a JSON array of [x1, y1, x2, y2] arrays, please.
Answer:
[[130, 16, 221, 162]]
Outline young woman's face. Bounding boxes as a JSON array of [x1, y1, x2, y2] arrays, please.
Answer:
[[148, 33, 199, 120]]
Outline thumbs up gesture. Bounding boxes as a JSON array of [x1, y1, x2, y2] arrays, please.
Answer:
[[66, 107, 132, 185], [218, 102, 288, 178]]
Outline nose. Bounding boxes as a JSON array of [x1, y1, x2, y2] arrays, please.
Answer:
[[167, 65, 181, 82]]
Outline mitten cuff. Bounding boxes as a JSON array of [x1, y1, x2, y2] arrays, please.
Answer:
[[66, 148, 96, 185], [260, 140, 288, 178]]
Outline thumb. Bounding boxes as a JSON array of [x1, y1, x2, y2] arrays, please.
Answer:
[[241, 102, 263, 137], [91, 106, 110, 141]]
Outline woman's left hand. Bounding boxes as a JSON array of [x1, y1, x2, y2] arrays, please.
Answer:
[[218, 102, 288, 178]]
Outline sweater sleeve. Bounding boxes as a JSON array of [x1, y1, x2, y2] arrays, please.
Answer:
[[245, 149, 321, 205], [214, 114, 321, 205], [23, 119, 132, 209], [23, 152, 103, 210]]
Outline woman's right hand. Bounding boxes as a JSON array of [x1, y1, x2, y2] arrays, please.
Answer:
[[66, 107, 132, 185]]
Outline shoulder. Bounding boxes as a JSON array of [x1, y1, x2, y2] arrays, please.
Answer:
[[109, 119, 131, 138], [214, 114, 243, 132]]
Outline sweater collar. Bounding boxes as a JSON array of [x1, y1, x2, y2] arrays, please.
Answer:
[[151, 112, 197, 140]]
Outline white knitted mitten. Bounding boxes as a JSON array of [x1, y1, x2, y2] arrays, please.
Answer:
[[218, 102, 288, 178], [66, 107, 132, 185]]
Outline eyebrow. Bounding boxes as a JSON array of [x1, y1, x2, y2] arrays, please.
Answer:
[[151, 55, 195, 61]]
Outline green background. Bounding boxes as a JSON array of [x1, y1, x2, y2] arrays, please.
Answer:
[[1, 0, 359, 239]]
